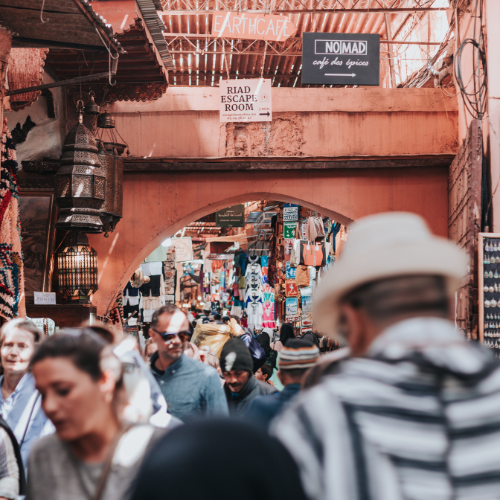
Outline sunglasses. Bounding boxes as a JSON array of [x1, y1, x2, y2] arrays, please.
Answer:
[[151, 328, 192, 344]]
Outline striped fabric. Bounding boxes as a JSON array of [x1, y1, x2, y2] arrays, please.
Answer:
[[271, 317, 500, 500], [279, 344, 320, 370]]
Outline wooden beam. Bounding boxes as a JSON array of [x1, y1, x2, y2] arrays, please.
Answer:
[[12, 37, 107, 52], [123, 156, 455, 172], [163, 33, 442, 45], [162, 7, 447, 14]]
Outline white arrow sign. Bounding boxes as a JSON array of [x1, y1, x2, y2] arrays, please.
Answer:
[[324, 73, 356, 77]]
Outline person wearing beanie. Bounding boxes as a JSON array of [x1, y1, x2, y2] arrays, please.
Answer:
[[220, 338, 276, 416], [245, 339, 319, 431]]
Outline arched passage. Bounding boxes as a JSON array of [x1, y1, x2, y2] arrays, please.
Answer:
[[88, 166, 449, 314]]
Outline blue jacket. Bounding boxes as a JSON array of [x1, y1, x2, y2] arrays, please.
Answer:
[[245, 383, 301, 431], [0, 373, 54, 469], [151, 353, 229, 422]]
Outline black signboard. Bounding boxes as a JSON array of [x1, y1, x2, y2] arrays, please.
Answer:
[[302, 33, 380, 86], [216, 204, 245, 227]]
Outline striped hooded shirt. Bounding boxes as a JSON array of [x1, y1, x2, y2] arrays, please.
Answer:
[[271, 317, 500, 500]]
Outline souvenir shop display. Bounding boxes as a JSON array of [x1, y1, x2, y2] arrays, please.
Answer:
[[479, 233, 500, 356], [117, 202, 346, 346]]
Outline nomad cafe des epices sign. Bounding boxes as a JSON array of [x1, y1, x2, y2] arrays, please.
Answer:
[[302, 33, 380, 86]]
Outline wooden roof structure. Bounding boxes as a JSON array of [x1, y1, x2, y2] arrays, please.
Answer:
[[161, 0, 448, 87], [45, 17, 168, 85], [0, 0, 122, 52]]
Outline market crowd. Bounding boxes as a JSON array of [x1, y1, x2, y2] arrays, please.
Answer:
[[1, 212, 500, 500]]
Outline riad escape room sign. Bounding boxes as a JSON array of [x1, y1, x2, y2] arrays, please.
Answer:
[[212, 12, 297, 41], [220, 79, 272, 122], [216, 204, 245, 227], [302, 33, 380, 86]]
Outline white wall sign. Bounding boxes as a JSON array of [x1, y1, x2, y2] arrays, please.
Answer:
[[220, 78, 272, 122], [34, 292, 56, 305], [172, 237, 193, 262]]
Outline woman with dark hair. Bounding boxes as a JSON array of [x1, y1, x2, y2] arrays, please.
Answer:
[[271, 324, 295, 352], [130, 419, 307, 500], [26, 331, 163, 500]]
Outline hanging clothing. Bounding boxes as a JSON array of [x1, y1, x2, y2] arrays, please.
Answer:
[[245, 295, 263, 331]]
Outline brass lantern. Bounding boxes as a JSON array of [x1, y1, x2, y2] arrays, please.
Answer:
[[57, 232, 98, 303], [55, 112, 106, 233], [96, 142, 123, 235]]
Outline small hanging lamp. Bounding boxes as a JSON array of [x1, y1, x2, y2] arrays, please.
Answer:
[[57, 232, 98, 303], [97, 110, 115, 129], [84, 91, 100, 116]]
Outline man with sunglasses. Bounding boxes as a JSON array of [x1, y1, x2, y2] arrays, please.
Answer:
[[149, 305, 228, 422]]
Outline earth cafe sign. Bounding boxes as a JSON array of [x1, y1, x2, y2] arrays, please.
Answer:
[[212, 12, 297, 41], [220, 78, 272, 122], [216, 204, 245, 227], [302, 33, 380, 86]]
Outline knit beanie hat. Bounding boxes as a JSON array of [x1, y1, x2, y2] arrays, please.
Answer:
[[279, 339, 320, 370], [220, 338, 253, 373]]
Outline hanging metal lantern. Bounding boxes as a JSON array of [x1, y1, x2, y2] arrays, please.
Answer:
[[97, 110, 115, 129], [96, 142, 123, 236], [55, 112, 106, 233], [84, 92, 100, 116], [57, 232, 98, 303]]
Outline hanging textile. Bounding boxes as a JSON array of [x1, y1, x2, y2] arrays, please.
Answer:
[[7, 48, 48, 111], [0, 119, 25, 320]]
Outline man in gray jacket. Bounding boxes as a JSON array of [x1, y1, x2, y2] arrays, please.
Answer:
[[220, 338, 275, 416]]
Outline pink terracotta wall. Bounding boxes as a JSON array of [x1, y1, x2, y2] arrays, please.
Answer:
[[89, 166, 449, 314], [109, 87, 458, 158]]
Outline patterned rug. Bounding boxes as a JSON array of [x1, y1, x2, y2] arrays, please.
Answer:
[[0, 118, 25, 319]]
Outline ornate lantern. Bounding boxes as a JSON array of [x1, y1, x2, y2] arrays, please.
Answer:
[[95, 110, 125, 236], [57, 232, 98, 303], [84, 91, 100, 116], [55, 109, 106, 233]]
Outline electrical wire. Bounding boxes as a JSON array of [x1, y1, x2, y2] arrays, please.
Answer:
[[453, 0, 487, 120]]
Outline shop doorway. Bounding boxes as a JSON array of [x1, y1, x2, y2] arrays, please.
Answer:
[[119, 200, 346, 360], [88, 164, 449, 316]]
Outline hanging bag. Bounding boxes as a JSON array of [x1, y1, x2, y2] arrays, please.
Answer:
[[296, 265, 310, 288]]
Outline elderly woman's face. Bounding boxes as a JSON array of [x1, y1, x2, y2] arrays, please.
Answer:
[[32, 357, 113, 442], [1, 328, 35, 376]]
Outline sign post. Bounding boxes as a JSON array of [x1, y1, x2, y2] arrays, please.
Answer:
[[212, 12, 297, 41], [219, 78, 272, 122], [302, 33, 380, 86], [216, 205, 245, 227]]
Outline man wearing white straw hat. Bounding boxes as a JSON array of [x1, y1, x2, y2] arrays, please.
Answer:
[[271, 212, 500, 500]]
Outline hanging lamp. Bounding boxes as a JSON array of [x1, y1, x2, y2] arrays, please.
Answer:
[[57, 232, 98, 303], [55, 101, 106, 233], [95, 109, 125, 236]]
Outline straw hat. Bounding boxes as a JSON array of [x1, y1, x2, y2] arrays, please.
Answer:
[[313, 212, 468, 337]]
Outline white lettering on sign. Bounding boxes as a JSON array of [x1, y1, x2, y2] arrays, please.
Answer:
[[315, 39, 367, 55], [34, 292, 56, 305], [220, 78, 272, 122], [213, 12, 297, 41]]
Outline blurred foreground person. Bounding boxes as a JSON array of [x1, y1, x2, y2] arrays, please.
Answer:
[[0, 319, 53, 469], [149, 305, 228, 422], [246, 340, 319, 431], [221, 338, 275, 416], [269, 212, 500, 500], [27, 331, 162, 500], [130, 419, 307, 500]]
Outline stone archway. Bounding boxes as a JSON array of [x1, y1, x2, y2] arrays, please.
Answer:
[[88, 165, 449, 315]]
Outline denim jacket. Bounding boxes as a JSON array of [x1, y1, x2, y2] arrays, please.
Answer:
[[0, 373, 54, 469], [151, 353, 229, 422]]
